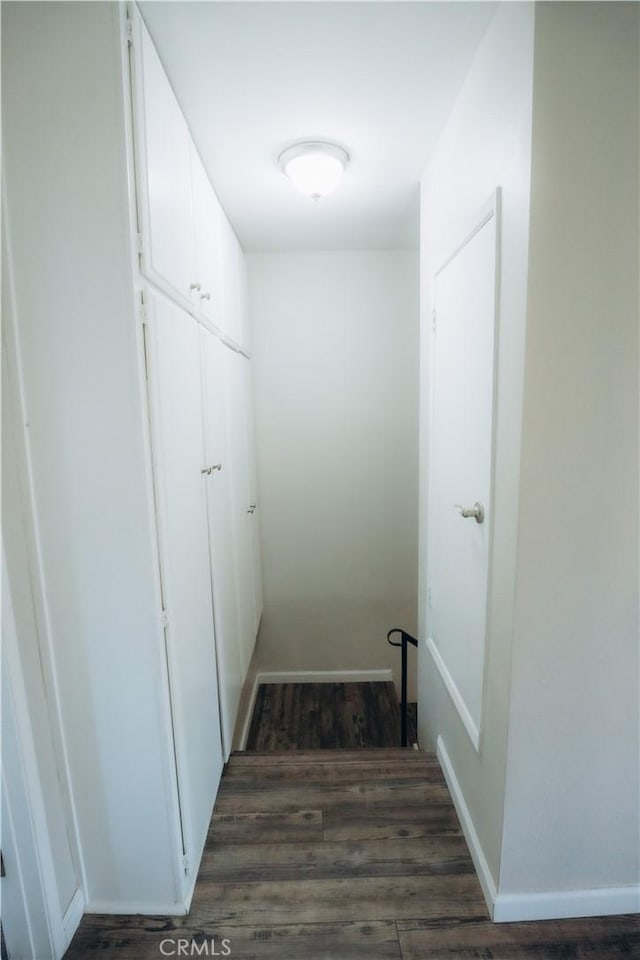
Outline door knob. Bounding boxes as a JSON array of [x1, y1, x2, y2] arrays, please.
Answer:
[[455, 502, 485, 524]]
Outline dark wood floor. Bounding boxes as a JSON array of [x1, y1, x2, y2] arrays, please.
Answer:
[[66, 748, 640, 959], [247, 681, 418, 750]]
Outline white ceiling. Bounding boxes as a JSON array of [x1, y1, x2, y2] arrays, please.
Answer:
[[139, 2, 497, 252]]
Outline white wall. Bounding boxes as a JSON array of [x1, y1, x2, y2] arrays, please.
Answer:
[[499, 1, 640, 906], [418, 1, 535, 892], [2, 2, 180, 908], [248, 251, 419, 697]]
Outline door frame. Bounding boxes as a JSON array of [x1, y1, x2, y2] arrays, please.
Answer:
[[2, 192, 85, 958], [425, 188, 502, 752], [2, 555, 86, 959]]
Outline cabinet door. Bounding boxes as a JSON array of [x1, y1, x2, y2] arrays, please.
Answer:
[[190, 145, 222, 328], [145, 289, 223, 883], [136, 19, 195, 308], [200, 328, 242, 759], [224, 349, 256, 678], [241, 359, 263, 633], [238, 250, 251, 353], [220, 218, 241, 345]]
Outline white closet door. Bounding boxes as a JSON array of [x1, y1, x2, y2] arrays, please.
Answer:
[[145, 289, 223, 882], [200, 328, 243, 760], [136, 19, 195, 308], [220, 218, 241, 345], [224, 349, 256, 679], [242, 359, 263, 633], [238, 250, 251, 353], [190, 145, 221, 327]]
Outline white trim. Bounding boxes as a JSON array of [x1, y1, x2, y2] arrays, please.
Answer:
[[435, 190, 499, 279], [437, 736, 496, 918], [237, 669, 396, 751], [256, 669, 394, 685], [238, 673, 262, 751], [2, 184, 88, 915], [428, 641, 480, 750], [61, 889, 85, 951], [493, 886, 640, 923], [85, 899, 188, 917], [2, 560, 66, 957]]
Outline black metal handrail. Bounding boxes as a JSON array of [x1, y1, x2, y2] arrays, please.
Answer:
[[387, 627, 419, 748]]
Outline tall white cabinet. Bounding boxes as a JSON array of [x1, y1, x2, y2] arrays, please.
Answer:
[[3, 0, 262, 923]]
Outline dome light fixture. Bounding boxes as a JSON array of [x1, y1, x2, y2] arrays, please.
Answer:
[[278, 141, 350, 200]]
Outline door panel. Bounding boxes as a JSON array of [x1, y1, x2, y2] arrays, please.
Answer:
[[428, 207, 498, 747], [137, 19, 195, 306], [200, 328, 242, 759], [224, 350, 256, 679], [190, 146, 221, 327], [242, 359, 263, 633], [220, 219, 241, 345], [145, 289, 223, 879]]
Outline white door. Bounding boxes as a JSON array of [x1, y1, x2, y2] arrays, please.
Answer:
[[200, 328, 243, 759], [241, 359, 263, 634], [237, 249, 251, 353], [144, 289, 223, 881], [427, 200, 498, 750], [219, 218, 241, 345], [134, 15, 195, 308], [224, 349, 256, 678]]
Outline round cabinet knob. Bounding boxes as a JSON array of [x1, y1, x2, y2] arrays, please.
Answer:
[[454, 502, 485, 524], [190, 281, 202, 291], [199, 292, 211, 301]]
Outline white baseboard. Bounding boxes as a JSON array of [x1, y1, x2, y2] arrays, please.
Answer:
[[436, 736, 496, 917], [85, 899, 188, 916], [256, 669, 393, 685], [62, 888, 85, 950], [493, 885, 640, 923], [238, 669, 395, 751], [437, 739, 640, 923]]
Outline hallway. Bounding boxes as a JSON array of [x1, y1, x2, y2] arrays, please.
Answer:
[[65, 749, 639, 959]]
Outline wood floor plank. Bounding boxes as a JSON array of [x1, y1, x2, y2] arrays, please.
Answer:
[[246, 682, 410, 751], [199, 836, 475, 883], [208, 809, 322, 844], [222, 759, 445, 786], [65, 918, 402, 960], [215, 778, 452, 814], [229, 748, 421, 763], [396, 916, 640, 959], [323, 800, 462, 841], [188, 874, 488, 927], [210, 921, 403, 960]]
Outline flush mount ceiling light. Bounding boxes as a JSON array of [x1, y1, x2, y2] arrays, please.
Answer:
[[278, 141, 350, 200]]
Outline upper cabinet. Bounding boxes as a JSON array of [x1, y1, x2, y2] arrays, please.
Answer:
[[135, 19, 195, 308], [132, 13, 250, 352], [238, 248, 251, 353], [190, 145, 222, 328], [219, 216, 241, 346]]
